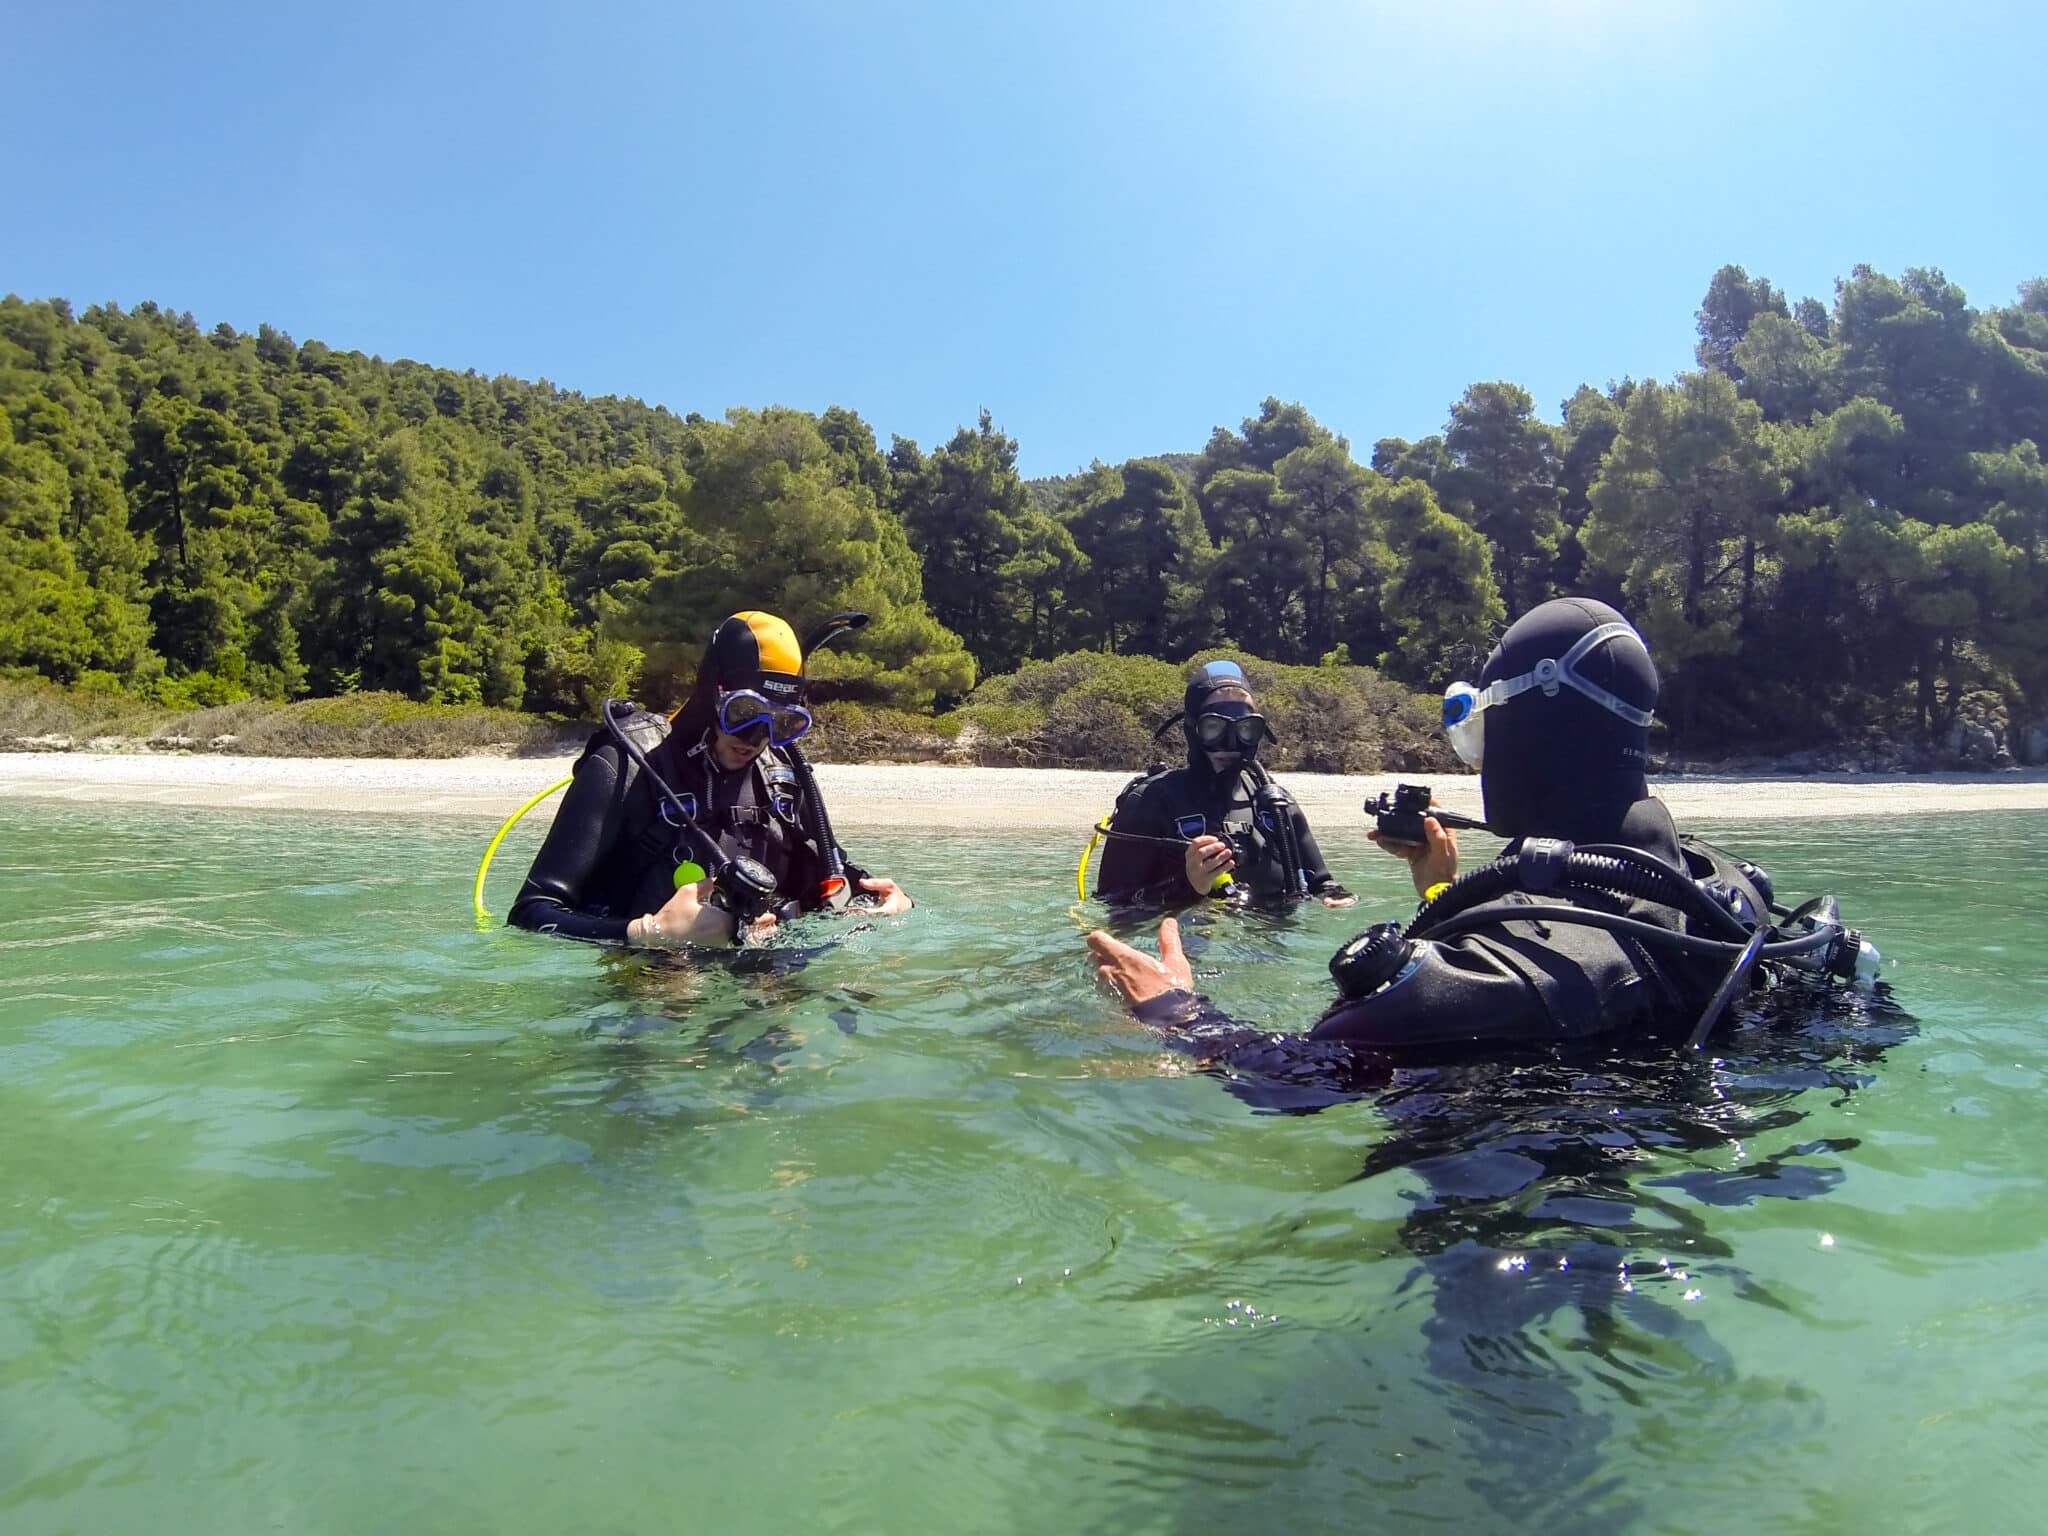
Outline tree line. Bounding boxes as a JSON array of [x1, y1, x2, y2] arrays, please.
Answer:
[[3, 261, 2045, 748]]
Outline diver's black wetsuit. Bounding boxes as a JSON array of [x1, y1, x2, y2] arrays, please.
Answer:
[[507, 716, 865, 944], [1135, 799, 1772, 1054], [1095, 763, 1350, 906]]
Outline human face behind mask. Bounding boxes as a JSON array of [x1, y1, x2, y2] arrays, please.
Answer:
[[1193, 700, 1258, 774]]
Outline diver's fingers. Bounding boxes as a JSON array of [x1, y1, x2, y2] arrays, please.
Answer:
[[1085, 928, 1135, 962], [1368, 827, 1421, 862], [1156, 917, 1190, 980]]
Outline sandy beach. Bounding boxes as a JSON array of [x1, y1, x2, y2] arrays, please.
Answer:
[[4, 751, 2047, 829]]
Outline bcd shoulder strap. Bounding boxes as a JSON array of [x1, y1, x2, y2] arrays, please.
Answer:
[[1113, 761, 1175, 812]]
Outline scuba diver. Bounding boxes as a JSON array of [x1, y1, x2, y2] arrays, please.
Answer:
[[508, 609, 913, 949], [1092, 659, 1355, 908], [1087, 598, 1878, 1051]]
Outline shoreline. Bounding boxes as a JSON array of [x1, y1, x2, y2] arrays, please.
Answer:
[[4, 752, 2047, 830]]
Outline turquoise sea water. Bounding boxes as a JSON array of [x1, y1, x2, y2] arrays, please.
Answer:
[[2, 798, 2044, 1533]]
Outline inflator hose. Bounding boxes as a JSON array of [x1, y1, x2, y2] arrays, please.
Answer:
[[1248, 762, 1309, 897], [784, 743, 845, 882]]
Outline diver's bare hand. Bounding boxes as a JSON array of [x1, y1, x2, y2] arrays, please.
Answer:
[[858, 876, 914, 915], [1321, 893, 1357, 909], [628, 879, 739, 948], [1367, 800, 1459, 899], [1183, 835, 1235, 895], [1086, 917, 1194, 1007]]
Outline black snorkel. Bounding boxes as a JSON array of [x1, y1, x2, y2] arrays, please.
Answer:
[[786, 611, 870, 908], [602, 698, 781, 926]]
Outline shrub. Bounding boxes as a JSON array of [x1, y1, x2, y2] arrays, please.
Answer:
[[0, 649, 1453, 772], [184, 693, 581, 757], [0, 677, 166, 740], [949, 649, 1456, 772], [804, 701, 955, 764]]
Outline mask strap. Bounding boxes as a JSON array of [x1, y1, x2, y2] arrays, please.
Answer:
[[1550, 622, 1655, 726]]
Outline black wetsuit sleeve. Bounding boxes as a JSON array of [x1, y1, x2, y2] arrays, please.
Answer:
[[1120, 988, 1390, 1109], [506, 742, 639, 944], [1094, 784, 1199, 907], [1289, 804, 1350, 899]]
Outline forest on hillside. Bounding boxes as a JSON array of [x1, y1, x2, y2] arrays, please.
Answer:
[[4, 262, 2046, 758]]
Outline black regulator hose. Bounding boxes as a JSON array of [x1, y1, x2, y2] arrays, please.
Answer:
[[1407, 841, 1754, 945], [1685, 925, 1769, 1051], [1416, 902, 1839, 962], [788, 611, 869, 901]]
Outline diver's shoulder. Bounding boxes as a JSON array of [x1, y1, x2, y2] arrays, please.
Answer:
[[1113, 762, 1187, 803]]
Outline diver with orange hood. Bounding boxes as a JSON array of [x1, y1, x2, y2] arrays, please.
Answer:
[[509, 610, 912, 948]]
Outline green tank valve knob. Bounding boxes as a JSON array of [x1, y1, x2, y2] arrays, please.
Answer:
[[673, 860, 708, 889]]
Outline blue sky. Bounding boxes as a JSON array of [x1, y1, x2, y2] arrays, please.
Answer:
[[4, 0, 2041, 476]]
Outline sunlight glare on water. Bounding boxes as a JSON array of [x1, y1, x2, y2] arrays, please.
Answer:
[[2, 799, 2045, 1532]]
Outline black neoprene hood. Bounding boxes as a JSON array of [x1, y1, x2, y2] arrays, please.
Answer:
[[1182, 659, 1259, 773], [673, 611, 805, 743], [1477, 597, 1659, 841]]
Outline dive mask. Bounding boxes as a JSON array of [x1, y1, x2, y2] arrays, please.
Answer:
[[718, 688, 813, 747], [1441, 621, 1654, 768], [1193, 711, 1268, 752]]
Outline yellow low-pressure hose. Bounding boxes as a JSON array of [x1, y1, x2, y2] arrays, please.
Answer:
[[473, 777, 573, 924], [1076, 819, 1109, 903]]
